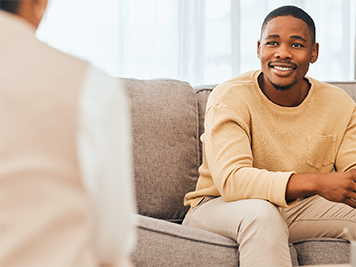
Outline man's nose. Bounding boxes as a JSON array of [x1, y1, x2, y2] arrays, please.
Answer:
[[275, 44, 292, 59]]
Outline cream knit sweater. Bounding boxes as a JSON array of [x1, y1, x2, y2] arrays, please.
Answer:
[[184, 70, 356, 209]]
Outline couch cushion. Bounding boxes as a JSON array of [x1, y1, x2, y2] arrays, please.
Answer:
[[122, 78, 199, 222], [292, 238, 350, 266], [132, 215, 299, 267]]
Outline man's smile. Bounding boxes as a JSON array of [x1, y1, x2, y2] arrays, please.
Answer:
[[268, 62, 297, 76], [274, 66, 293, 71], [269, 61, 297, 70]]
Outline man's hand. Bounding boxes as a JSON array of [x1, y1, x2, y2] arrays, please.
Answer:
[[316, 169, 356, 208], [286, 169, 356, 208]]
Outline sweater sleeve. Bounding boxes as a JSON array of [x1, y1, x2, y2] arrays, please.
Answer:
[[204, 102, 296, 208], [335, 105, 356, 172]]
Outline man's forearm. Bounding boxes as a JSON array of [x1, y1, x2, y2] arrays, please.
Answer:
[[285, 170, 356, 208], [285, 173, 319, 201]]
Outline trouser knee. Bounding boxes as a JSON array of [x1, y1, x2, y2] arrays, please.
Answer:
[[236, 200, 291, 267], [237, 200, 288, 237]]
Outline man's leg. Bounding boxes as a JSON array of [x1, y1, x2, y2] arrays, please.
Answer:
[[183, 197, 292, 267], [281, 195, 356, 243]]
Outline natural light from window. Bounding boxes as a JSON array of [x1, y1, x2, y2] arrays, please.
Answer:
[[37, 0, 356, 86]]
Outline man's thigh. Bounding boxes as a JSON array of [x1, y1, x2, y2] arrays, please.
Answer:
[[183, 197, 293, 267], [281, 195, 356, 243], [183, 197, 286, 241]]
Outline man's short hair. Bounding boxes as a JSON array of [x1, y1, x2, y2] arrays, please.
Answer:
[[261, 5, 316, 44], [0, 1, 21, 14]]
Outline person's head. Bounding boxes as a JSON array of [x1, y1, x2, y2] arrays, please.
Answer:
[[261, 5, 316, 45], [0, 1, 21, 14], [257, 5, 319, 92], [0, 0, 47, 28]]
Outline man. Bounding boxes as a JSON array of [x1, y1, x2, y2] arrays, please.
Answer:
[[0, 0, 136, 266], [183, 5, 356, 267]]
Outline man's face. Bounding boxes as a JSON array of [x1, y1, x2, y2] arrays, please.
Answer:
[[257, 15, 318, 91]]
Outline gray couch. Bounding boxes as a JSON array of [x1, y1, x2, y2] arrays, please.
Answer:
[[122, 77, 356, 267]]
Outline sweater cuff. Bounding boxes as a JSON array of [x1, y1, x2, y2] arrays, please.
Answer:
[[268, 171, 297, 208]]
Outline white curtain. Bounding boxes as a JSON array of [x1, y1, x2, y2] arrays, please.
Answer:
[[37, 0, 356, 86]]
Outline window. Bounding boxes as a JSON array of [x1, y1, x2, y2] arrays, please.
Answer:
[[37, 0, 356, 85]]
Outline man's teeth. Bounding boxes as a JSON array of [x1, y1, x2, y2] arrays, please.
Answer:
[[274, 66, 293, 71]]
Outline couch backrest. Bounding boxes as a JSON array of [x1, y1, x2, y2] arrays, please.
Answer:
[[122, 78, 199, 223]]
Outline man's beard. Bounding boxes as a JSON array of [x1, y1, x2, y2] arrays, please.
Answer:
[[267, 77, 298, 91]]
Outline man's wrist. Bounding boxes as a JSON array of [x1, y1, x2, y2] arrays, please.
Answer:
[[286, 173, 319, 201]]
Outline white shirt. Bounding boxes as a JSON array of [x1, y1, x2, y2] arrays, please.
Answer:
[[77, 65, 136, 266]]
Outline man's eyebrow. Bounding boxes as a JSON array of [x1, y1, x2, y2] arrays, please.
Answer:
[[290, 35, 307, 42], [264, 34, 308, 43], [265, 34, 280, 40]]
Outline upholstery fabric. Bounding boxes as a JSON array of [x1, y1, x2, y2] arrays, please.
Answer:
[[131, 215, 239, 267], [293, 238, 350, 266], [131, 215, 299, 267], [122, 78, 199, 222]]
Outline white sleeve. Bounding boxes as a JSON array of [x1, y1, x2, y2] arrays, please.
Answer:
[[76, 65, 136, 265]]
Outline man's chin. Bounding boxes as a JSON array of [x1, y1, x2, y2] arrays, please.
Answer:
[[270, 82, 292, 91], [267, 77, 298, 91]]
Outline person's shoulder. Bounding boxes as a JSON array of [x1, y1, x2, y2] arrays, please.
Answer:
[[308, 77, 355, 106], [215, 70, 258, 91], [208, 70, 259, 104], [39, 40, 88, 69]]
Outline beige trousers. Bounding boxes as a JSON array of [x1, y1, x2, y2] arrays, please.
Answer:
[[182, 195, 356, 267]]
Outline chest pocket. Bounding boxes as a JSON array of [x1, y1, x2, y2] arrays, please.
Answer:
[[307, 134, 338, 170]]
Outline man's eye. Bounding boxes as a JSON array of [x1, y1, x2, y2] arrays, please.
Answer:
[[292, 43, 303, 48], [266, 41, 278, 46]]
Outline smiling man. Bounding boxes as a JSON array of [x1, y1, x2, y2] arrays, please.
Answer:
[[257, 11, 318, 107], [182, 5, 356, 267]]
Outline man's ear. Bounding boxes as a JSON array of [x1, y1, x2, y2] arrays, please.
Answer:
[[257, 40, 261, 59], [33, 0, 47, 27], [310, 42, 319, 63]]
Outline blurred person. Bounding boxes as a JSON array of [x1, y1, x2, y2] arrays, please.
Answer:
[[0, 0, 136, 266]]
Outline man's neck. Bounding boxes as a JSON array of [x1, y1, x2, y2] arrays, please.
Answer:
[[258, 74, 311, 107]]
